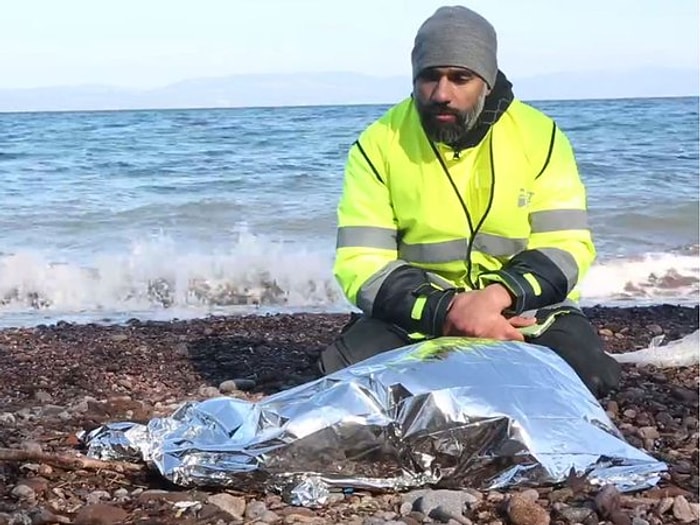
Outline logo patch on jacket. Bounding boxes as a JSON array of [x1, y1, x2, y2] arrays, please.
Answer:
[[518, 188, 534, 207]]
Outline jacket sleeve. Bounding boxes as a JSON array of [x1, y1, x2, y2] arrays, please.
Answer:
[[479, 125, 595, 313], [333, 137, 460, 335]]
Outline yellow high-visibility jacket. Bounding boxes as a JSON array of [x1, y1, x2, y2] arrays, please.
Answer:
[[333, 88, 595, 336]]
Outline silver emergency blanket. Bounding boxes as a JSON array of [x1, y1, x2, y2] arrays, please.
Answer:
[[81, 337, 665, 504]]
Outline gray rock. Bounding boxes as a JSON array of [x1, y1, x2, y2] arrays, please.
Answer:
[[220, 378, 257, 393], [646, 324, 664, 336], [557, 505, 595, 523], [86, 490, 112, 504], [27, 507, 71, 524], [11, 485, 36, 502], [637, 426, 660, 440], [399, 501, 413, 516], [207, 493, 246, 519], [326, 493, 345, 505], [519, 489, 540, 503], [673, 496, 698, 523], [218, 380, 239, 393], [15, 409, 33, 420], [40, 405, 66, 417], [112, 488, 130, 501], [245, 500, 268, 520], [403, 489, 477, 520], [260, 510, 281, 523], [0, 412, 16, 425], [281, 513, 320, 523], [20, 442, 42, 454], [70, 400, 89, 414], [657, 497, 674, 515], [631, 518, 650, 525], [403, 512, 426, 525], [33, 391, 52, 403], [7, 512, 32, 525], [198, 385, 221, 398]]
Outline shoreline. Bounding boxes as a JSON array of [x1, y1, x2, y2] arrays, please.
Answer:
[[0, 303, 697, 523], [0, 301, 698, 332]]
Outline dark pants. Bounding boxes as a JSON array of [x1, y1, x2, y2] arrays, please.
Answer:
[[318, 311, 621, 398]]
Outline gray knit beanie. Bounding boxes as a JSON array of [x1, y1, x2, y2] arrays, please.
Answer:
[[411, 5, 498, 88]]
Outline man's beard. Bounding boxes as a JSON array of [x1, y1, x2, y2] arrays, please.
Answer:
[[417, 87, 488, 146]]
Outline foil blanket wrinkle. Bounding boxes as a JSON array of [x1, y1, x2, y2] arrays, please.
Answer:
[[80, 337, 666, 505]]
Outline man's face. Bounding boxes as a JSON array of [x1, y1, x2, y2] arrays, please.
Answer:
[[413, 67, 489, 146]]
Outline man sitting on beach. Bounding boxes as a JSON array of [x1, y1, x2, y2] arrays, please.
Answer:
[[318, 5, 621, 397]]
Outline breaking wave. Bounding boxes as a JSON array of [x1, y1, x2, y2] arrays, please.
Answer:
[[0, 234, 697, 327]]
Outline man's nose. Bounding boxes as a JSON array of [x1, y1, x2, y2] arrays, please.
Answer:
[[430, 76, 452, 104]]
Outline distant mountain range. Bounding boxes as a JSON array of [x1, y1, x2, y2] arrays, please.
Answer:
[[0, 68, 697, 112]]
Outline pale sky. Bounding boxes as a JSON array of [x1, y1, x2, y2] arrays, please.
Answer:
[[1, 0, 698, 90]]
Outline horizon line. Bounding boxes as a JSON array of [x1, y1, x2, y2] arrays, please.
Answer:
[[1, 65, 699, 92], [0, 93, 697, 116]]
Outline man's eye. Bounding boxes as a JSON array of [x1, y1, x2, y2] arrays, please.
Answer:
[[420, 72, 441, 82], [454, 75, 473, 83]]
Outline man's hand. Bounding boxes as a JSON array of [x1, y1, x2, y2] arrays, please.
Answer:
[[442, 284, 536, 341]]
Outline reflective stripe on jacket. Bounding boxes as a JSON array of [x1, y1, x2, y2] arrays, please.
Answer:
[[333, 95, 595, 334]]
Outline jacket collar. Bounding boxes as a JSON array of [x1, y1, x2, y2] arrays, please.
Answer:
[[440, 70, 514, 153]]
